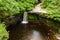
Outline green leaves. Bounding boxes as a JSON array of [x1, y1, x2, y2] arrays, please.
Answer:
[[0, 0, 20, 19], [0, 23, 9, 40], [40, 0, 60, 21], [0, 0, 38, 40], [40, 0, 60, 33], [0, 0, 38, 19], [17, 0, 38, 11]]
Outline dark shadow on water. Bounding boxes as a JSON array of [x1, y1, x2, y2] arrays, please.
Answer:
[[7, 21, 56, 40]]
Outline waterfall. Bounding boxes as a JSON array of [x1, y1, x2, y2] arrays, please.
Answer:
[[21, 12, 28, 24]]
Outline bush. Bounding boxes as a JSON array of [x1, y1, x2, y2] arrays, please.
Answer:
[[40, 0, 60, 21], [0, 22, 9, 40]]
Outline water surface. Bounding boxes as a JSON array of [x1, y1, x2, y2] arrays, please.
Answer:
[[7, 21, 56, 40]]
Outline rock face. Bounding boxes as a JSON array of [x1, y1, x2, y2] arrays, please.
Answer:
[[48, 29, 57, 40], [29, 4, 46, 13], [55, 33, 60, 40]]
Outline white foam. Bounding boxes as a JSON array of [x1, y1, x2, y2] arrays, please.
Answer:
[[21, 21, 28, 24]]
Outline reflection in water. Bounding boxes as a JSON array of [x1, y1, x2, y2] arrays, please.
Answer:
[[7, 21, 56, 40], [31, 30, 43, 40]]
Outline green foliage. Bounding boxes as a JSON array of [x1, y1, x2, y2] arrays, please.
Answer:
[[28, 14, 60, 33], [28, 14, 38, 20], [0, 0, 38, 19], [40, 0, 60, 21], [39, 0, 60, 33], [0, 22, 9, 40], [0, 0, 39, 40], [45, 20, 60, 33], [17, 0, 38, 11], [0, 0, 20, 40], [0, 0, 20, 19]]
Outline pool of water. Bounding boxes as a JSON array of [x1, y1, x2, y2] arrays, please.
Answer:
[[7, 21, 57, 40]]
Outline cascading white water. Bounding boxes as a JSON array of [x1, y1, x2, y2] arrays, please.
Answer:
[[21, 12, 28, 24]]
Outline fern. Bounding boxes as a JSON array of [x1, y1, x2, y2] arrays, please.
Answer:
[[40, 0, 60, 21]]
